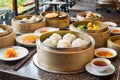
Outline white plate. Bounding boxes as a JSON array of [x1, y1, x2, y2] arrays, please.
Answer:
[[0, 46, 29, 61], [33, 53, 85, 74], [104, 21, 117, 29], [85, 62, 115, 76], [34, 27, 59, 36], [95, 47, 117, 58], [95, 1, 111, 4], [16, 33, 37, 47], [111, 27, 120, 35]]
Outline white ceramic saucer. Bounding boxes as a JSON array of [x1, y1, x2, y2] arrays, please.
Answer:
[[33, 53, 85, 74], [85, 62, 115, 76]]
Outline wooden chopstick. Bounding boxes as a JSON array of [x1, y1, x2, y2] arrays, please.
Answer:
[[13, 48, 37, 71], [117, 64, 120, 80]]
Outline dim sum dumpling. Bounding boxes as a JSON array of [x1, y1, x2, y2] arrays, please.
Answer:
[[43, 38, 57, 47], [72, 38, 89, 47], [57, 40, 71, 48], [63, 33, 76, 42], [29, 16, 40, 23], [49, 33, 62, 42]]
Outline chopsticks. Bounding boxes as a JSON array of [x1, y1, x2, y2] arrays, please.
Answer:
[[117, 64, 120, 80], [13, 48, 37, 71]]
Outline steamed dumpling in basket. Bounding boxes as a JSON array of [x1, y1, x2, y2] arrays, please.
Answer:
[[72, 38, 89, 48]]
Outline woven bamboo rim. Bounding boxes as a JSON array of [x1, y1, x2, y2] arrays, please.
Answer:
[[0, 24, 13, 37], [71, 20, 108, 33], [14, 14, 43, 23], [41, 11, 68, 19], [77, 11, 103, 21]]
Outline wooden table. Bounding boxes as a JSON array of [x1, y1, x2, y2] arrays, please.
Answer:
[[1, 2, 120, 80], [0, 44, 120, 80], [69, 2, 120, 26]]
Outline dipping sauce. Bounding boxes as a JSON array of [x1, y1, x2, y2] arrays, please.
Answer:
[[93, 61, 108, 66], [96, 51, 113, 57]]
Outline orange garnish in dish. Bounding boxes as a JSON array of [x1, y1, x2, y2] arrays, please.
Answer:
[[112, 29, 120, 33], [97, 51, 113, 57], [4, 48, 18, 58], [23, 35, 38, 44]]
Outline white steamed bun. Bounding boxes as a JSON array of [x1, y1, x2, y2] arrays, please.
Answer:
[[43, 38, 57, 47], [49, 33, 62, 42], [57, 40, 71, 48], [72, 38, 89, 47], [63, 33, 76, 43]]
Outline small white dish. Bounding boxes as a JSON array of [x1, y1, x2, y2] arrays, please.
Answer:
[[91, 58, 111, 72], [96, 1, 111, 4], [95, 47, 117, 58], [104, 21, 117, 29], [0, 46, 28, 61], [34, 27, 59, 36], [111, 27, 120, 35], [16, 33, 38, 47], [85, 62, 115, 76]]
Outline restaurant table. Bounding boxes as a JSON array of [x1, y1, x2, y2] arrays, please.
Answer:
[[69, 2, 120, 26], [1, 2, 120, 80], [0, 44, 120, 80]]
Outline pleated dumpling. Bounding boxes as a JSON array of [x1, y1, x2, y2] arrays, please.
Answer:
[[63, 33, 76, 43], [43, 38, 57, 47], [49, 33, 62, 42], [57, 40, 71, 48], [72, 38, 89, 47]]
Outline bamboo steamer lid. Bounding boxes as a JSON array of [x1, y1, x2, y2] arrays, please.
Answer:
[[11, 14, 46, 34], [36, 31, 95, 72], [41, 11, 70, 28], [0, 25, 16, 48]]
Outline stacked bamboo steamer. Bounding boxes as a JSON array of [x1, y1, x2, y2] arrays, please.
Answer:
[[76, 11, 103, 21], [0, 24, 16, 48], [36, 31, 95, 72], [69, 20, 110, 48], [11, 14, 46, 34], [41, 11, 70, 28]]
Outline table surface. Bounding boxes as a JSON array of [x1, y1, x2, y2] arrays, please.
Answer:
[[1, 2, 120, 80], [69, 2, 120, 26]]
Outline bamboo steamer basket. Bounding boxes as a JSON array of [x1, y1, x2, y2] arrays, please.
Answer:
[[69, 21, 110, 48], [11, 14, 46, 34], [0, 25, 16, 48], [107, 35, 120, 53], [36, 30, 95, 72], [41, 11, 70, 28], [76, 11, 103, 21]]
